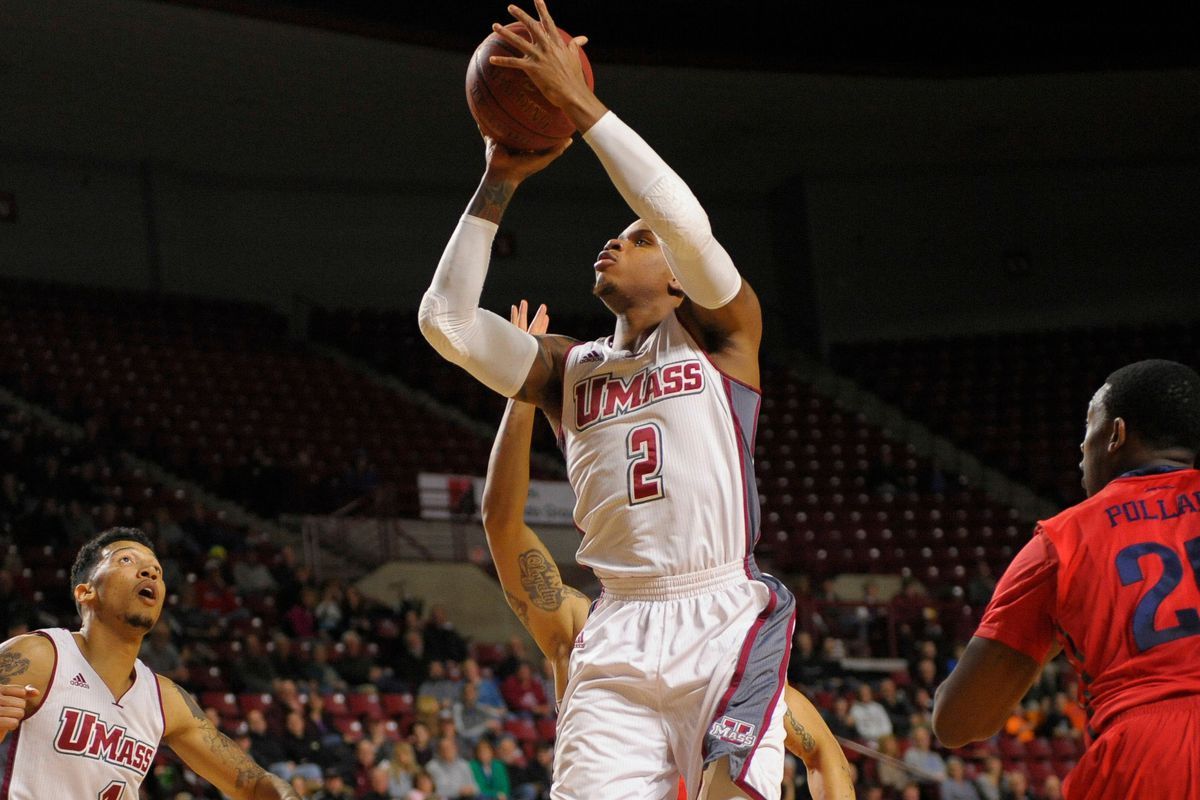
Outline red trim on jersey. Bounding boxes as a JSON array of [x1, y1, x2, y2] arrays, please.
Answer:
[[153, 673, 167, 741], [1, 727, 20, 799], [23, 630, 58, 722], [558, 341, 587, 439], [735, 602, 797, 794], [718, 376, 755, 571], [708, 589, 779, 750]]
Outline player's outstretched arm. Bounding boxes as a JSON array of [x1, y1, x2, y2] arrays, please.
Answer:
[[0, 633, 50, 744], [418, 130, 578, 417], [931, 636, 1042, 747], [159, 676, 300, 800], [481, 302, 591, 683], [491, 0, 762, 384], [782, 686, 854, 800]]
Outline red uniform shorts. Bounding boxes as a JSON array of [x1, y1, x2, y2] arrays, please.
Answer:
[[1065, 696, 1200, 799]]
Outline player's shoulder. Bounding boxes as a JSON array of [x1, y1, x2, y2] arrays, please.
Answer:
[[0, 630, 57, 664], [0, 630, 58, 695]]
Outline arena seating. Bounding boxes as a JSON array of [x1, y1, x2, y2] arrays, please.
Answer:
[[0, 279, 550, 518], [832, 323, 1200, 505]]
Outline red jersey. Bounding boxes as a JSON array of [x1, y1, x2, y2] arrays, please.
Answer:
[[976, 466, 1200, 736]]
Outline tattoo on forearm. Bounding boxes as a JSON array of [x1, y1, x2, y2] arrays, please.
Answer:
[[467, 179, 516, 222], [784, 709, 816, 754], [0, 651, 30, 685], [519, 550, 567, 611], [173, 684, 277, 794], [505, 590, 531, 626]]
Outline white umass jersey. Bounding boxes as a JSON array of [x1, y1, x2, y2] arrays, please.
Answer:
[[1, 628, 164, 800], [561, 312, 762, 580]]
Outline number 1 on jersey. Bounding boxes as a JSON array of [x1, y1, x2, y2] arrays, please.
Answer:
[[627, 423, 665, 504]]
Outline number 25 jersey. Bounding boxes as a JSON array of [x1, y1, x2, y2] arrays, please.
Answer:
[[560, 312, 761, 581], [976, 466, 1200, 736]]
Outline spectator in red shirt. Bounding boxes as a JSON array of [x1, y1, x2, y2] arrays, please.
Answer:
[[501, 662, 550, 717]]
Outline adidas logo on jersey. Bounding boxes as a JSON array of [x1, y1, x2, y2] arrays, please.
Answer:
[[69, 673, 90, 689], [578, 349, 603, 364]]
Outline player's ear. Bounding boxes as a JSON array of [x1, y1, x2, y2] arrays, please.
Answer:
[[74, 580, 96, 610], [1107, 417, 1127, 453]]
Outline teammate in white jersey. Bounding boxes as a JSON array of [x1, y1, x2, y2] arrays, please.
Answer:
[[0, 527, 298, 800], [418, 3, 795, 797]]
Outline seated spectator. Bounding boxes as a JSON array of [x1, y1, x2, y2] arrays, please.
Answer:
[[285, 587, 319, 639], [246, 709, 287, 770], [233, 548, 278, 595], [973, 755, 1005, 800], [787, 631, 827, 687], [501, 662, 550, 717], [901, 726, 946, 784], [1002, 770, 1034, 800], [305, 643, 349, 693], [316, 582, 346, 634], [312, 767, 355, 800], [426, 736, 480, 798], [821, 696, 856, 740], [496, 737, 538, 800], [336, 630, 375, 688], [419, 661, 463, 710], [425, 604, 468, 663], [1004, 700, 1041, 744], [1038, 692, 1080, 740], [849, 683, 893, 745], [900, 783, 921, 800], [236, 633, 278, 693], [410, 720, 435, 766], [454, 682, 503, 745], [940, 756, 981, 800], [397, 629, 431, 688], [875, 735, 909, 794], [877, 677, 913, 737], [353, 740, 381, 797], [280, 710, 325, 780], [138, 622, 188, 684], [1043, 775, 1063, 800], [384, 741, 421, 797], [407, 771, 440, 800], [462, 658, 506, 716], [361, 764, 396, 800], [470, 739, 510, 800]]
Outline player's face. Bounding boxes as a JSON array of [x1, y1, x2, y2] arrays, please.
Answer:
[[592, 220, 678, 306], [1080, 384, 1116, 497], [80, 540, 166, 631]]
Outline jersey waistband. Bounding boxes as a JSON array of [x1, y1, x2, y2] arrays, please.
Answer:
[[599, 560, 749, 601], [1104, 693, 1200, 731]]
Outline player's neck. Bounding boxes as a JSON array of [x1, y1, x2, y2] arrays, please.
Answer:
[[74, 621, 143, 696], [612, 305, 672, 351]]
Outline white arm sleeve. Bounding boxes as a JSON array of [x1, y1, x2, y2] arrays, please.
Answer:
[[418, 214, 539, 398], [582, 111, 742, 309]]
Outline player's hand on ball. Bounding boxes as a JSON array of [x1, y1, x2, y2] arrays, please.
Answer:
[[483, 133, 572, 183], [0, 684, 40, 731], [510, 299, 550, 335], [490, 0, 591, 111]]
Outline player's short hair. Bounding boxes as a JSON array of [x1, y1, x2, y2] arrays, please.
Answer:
[[1103, 359, 1200, 454], [70, 527, 156, 611]]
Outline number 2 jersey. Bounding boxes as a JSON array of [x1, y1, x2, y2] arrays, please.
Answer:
[[2, 627, 164, 800], [976, 466, 1200, 737], [560, 311, 762, 581]]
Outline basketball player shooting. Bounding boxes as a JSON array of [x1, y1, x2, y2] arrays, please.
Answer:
[[419, 3, 796, 795], [933, 360, 1200, 798], [481, 301, 853, 800], [0, 529, 300, 800]]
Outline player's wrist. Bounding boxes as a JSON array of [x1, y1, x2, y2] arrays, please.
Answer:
[[561, 92, 608, 134]]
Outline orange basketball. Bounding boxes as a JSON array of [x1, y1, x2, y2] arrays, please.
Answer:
[[465, 23, 595, 152]]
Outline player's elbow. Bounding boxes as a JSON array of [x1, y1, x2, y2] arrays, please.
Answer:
[[417, 290, 469, 364], [931, 689, 978, 748]]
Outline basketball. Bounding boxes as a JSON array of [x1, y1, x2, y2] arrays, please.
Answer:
[[465, 22, 595, 152]]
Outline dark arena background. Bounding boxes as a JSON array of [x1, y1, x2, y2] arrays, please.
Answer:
[[0, 1, 1197, 798]]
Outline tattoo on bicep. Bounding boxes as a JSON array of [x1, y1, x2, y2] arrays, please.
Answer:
[[519, 550, 565, 611], [784, 709, 816, 753], [505, 590, 531, 626], [174, 683, 207, 723], [0, 651, 30, 685]]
